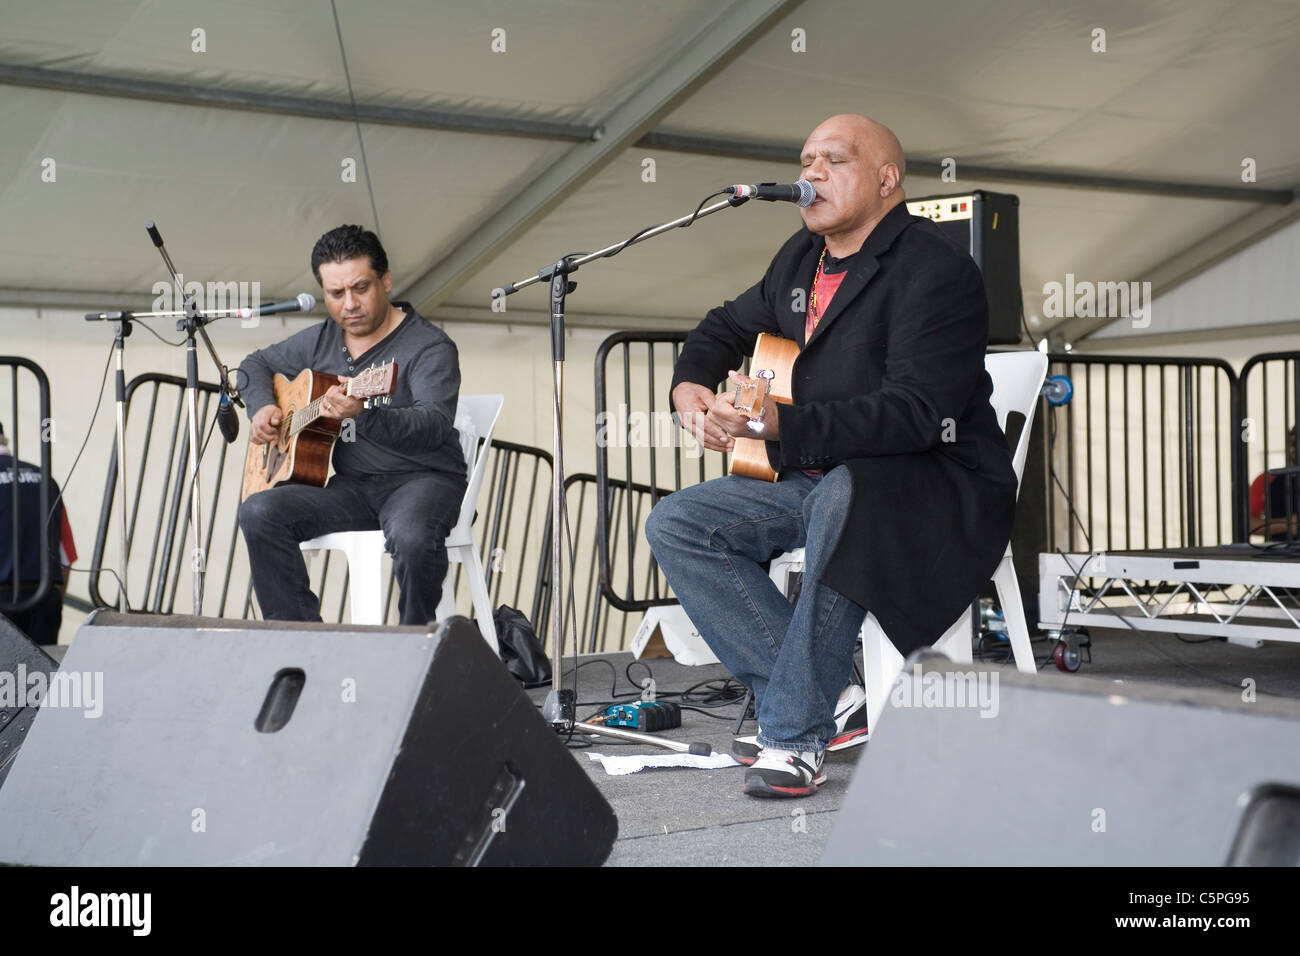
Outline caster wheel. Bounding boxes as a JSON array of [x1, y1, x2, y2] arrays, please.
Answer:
[[1054, 638, 1082, 672]]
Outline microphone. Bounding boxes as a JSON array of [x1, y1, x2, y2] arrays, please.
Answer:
[[216, 389, 239, 444], [232, 293, 315, 319], [84, 294, 315, 322], [724, 181, 817, 207]]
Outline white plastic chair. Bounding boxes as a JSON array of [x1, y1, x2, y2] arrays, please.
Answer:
[[298, 394, 505, 653], [769, 351, 1048, 730]]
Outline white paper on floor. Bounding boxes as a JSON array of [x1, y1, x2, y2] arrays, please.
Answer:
[[584, 751, 741, 775]]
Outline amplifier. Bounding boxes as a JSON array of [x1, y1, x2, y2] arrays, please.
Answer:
[[906, 190, 1021, 345]]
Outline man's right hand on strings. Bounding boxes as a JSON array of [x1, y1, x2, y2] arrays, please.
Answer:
[[250, 404, 282, 444], [673, 381, 736, 453]]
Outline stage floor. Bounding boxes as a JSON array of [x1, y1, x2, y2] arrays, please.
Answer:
[[531, 625, 1300, 867]]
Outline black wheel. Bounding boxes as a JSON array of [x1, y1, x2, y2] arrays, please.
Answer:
[[1053, 638, 1081, 672]]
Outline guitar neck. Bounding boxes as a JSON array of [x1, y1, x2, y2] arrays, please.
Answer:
[[287, 396, 325, 437], [286, 371, 382, 437]]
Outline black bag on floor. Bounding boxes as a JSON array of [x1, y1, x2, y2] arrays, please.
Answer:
[[493, 606, 552, 688]]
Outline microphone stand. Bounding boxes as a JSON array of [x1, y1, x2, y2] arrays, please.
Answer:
[[84, 253, 270, 615], [143, 222, 246, 615], [79, 310, 135, 613], [492, 193, 748, 749]]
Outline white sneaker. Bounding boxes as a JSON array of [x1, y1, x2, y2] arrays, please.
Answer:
[[743, 748, 826, 797], [731, 683, 868, 764]]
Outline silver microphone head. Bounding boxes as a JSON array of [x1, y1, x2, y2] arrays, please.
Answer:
[[296, 292, 316, 312], [795, 179, 817, 207]]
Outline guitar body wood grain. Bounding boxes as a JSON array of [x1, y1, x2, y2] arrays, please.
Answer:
[[240, 369, 342, 501], [729, 333, 798, 482]]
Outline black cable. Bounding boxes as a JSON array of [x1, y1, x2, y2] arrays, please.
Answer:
[[585, 191, 731, 266], [43, 339, 113, 535], [1046, 399, 1092, 551], [30, 340, 118, 608], [330, 0, 382, 241], [1044, 550, 1098, 670], [1018, 289, 1042, 350], [131, 318, 186, 348], [561, 657, 623, 704]]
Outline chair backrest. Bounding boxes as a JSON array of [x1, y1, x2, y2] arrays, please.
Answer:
[[983, 351, 1048, 494], [451, 394, 505, 537]]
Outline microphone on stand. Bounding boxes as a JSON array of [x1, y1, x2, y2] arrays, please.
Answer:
[[216, 389, 240, 444], [723, 181, 817, 207], [84, 293, 315, 322], [235, 293, 316, 319]]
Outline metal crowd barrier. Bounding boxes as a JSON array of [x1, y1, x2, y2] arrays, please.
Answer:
[[591, 335, 1249, 632], [86, 372, 558, 636], [593, 331, 728, 617], [1042, 354, 1241, 552], [73, 345, 1285, 653], [1238, 351, 1300, 539], [0, 357, 54, 615]]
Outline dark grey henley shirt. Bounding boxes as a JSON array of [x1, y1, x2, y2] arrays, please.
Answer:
[[238, 302, 466, 482]]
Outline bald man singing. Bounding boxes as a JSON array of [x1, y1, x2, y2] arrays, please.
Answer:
[[646, 115, 1017, 797]]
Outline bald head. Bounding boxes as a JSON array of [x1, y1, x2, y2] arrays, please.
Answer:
[[798, 114, 907, 255], [809, 114, 906, 182]]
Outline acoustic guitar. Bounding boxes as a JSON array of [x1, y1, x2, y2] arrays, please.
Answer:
[[240, 362, 397, 501], [727, 333, 799, 482]]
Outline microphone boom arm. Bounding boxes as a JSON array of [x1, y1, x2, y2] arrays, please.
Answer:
[[492, 194, 748, 299]]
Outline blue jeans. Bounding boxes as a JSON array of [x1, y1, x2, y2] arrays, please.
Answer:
[[644, 467, 866, 752], [238, 471, 464, 625]]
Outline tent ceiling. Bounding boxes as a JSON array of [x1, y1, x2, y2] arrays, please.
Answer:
[[1, 0, 1297, 343]]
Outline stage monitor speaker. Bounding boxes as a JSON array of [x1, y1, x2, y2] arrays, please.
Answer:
[[822, 654, 1300, 866], [0, 612, 617, 866], [0, 613, 56, 789], [907, 190, 1021, 345]]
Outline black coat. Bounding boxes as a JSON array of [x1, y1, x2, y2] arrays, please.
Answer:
[[670, 202, 1018, 654]]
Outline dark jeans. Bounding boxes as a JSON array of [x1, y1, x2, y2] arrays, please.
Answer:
[[238, 471, 465, 625], [644, 466, 866, 752]]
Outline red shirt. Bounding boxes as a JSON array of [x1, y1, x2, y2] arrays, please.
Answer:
[[805, 265, 848, 342], [800, 250, 854, 475]]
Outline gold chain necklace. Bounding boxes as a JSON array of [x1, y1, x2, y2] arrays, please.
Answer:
[[809, 247, 828, 328]]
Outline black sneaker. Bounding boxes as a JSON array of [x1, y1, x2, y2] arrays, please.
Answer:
[[744, 748, 826, 797], [732, 684, 868, 765]]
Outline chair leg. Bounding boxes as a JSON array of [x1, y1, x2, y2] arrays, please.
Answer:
[[863, 613, 904, 732], [993, 552, 1036, 674], [344, 540, 385, 626], [461, 545, 500, 656], [768, 551, 804, 598], [933, 603, 975, 664]]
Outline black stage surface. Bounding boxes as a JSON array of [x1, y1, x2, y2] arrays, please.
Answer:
[[526, 626, 1300, 867]]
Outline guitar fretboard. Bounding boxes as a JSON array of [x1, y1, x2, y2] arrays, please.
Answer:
[[286, 378, 357, 436], [286, 395, 326, 437]]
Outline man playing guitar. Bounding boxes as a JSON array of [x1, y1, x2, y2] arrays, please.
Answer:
[[237, 225, 466, 624], [646, 115, 1017, 797]]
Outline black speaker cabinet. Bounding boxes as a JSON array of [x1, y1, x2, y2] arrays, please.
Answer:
[[907, 190, 1021, 345], [822, 654, 1300, 866], [0, 612, 617, 866], [0, 613, 56, 789]]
